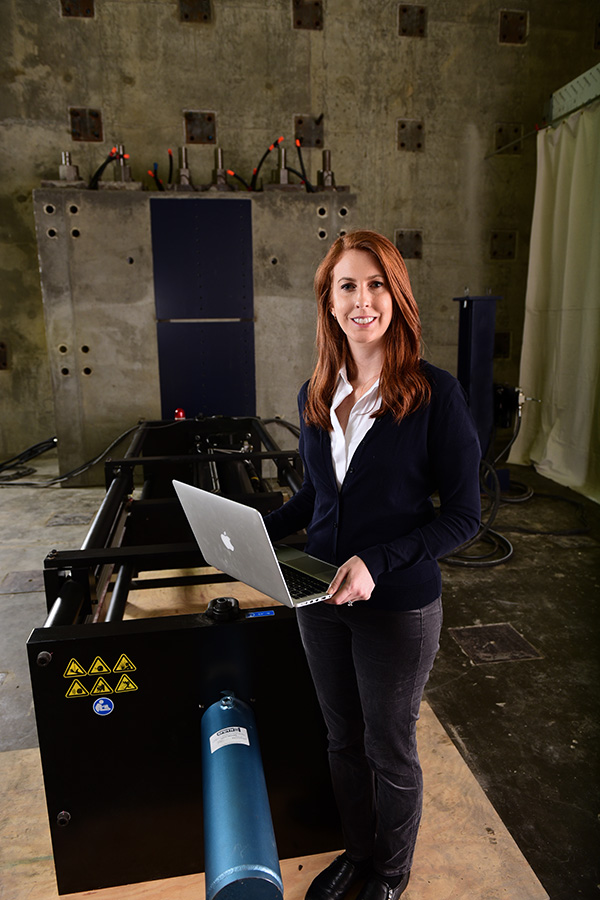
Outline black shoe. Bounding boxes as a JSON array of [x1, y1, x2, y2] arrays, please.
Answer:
[[355, 872, 410, 900], [305, 852, 371, 900]]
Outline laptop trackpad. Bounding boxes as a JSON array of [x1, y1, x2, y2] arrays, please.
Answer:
[[275, 545, 337, 583]]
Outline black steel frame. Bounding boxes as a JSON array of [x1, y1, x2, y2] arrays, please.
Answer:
[[27, 417, 340, 895]]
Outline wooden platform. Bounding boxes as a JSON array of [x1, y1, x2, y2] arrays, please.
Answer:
[[2, 567, 549, 898], [0, 700, 548, 900]]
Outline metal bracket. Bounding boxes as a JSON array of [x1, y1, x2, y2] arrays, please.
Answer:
[[60, 0, 94, 17], [184, 110, 217, 144], [292, 0, 323, 30], [294, 115, 324, 148], [490, 230, 517, 260], [398, 4, 427, 38], [498, 9, 528, 44], [395, 229, 423, 260], [494, 122, 523, 154], [69, 108, 103, 142], [179, 0, 212, 22], [397, 119, 425, 152]]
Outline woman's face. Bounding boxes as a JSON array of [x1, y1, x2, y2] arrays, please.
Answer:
[[329, 249, 394, 351]]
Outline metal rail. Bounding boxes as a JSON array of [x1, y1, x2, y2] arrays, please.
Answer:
[[43, 579, 85, 627]]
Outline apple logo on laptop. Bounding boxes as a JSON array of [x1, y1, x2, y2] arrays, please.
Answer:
[[220, 531, 234, 552]]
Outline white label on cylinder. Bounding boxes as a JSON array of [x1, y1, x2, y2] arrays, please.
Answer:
[[209, 726, 250, 753]]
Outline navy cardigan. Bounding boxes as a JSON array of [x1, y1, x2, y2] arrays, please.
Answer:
[[264, 361, 482, 610]]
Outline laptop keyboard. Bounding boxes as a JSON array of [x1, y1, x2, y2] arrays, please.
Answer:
[[280, 564, 329, 600]]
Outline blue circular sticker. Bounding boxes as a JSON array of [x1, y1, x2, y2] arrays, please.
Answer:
[[93, 697, 114, 716]]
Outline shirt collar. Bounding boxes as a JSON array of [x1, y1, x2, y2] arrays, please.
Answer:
[[332, 366, 352, 406], [332, 366, 381, 409]]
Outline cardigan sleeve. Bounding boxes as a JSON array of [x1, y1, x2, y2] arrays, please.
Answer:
[[357, 377, 482, 580]]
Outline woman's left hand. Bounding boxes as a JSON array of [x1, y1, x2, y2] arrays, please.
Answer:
[[326, 555, 375, 605]]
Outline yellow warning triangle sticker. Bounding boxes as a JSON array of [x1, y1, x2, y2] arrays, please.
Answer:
[[115, 674, 138, 693], [64, 659, 87, 678], [88, 656, 111, 675], [65, 679, 89, 698], [113, 654, 136, 673], [90, 677, 113, 695]]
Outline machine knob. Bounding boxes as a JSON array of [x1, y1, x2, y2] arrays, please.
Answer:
[[206, 596, 240, 622]]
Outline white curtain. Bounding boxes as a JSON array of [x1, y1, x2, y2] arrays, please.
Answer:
[[509, 100, 600, 503]]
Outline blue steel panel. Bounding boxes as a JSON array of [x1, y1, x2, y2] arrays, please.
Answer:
[[150, 198, 253, 320], [157, 321, 255, 418]]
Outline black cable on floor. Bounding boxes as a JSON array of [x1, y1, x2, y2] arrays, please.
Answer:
[[0, 437, 58, 473], [442, 460, 514, 567], [499, 492, 589, 536], [0, 420, 209, 488], [0, 466, 37, 483]]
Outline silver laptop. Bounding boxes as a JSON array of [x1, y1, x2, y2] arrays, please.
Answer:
[[173, 480, 337, 608]]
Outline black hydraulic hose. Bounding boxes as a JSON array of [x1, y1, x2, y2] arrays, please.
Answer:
[[148, 162, 165, 191], [442, 459, 514, 567], [443, 529, 514, 568], [0, 421, 180, 488], [294, 140, 315, 192], [499, 480, 534, 503], [285, 166, 314, 190], [227, 169, 251, 191], [251, 136, 284, 190], [500, 492, 589, 536], [89, 148, 120, 190], [491, 403, 523, 467], [0, 437, 57, 477]]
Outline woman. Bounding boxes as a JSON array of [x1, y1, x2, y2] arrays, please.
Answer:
[[264, 231, 481, 900]]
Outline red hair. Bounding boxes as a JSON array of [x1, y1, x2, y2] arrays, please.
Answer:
[[304, 230, 431, 429]]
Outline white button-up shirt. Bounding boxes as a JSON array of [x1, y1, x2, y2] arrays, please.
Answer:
[[330, 367, 382, 490]]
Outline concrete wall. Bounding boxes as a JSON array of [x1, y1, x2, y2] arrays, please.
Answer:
[[1, 0, 597, 458]]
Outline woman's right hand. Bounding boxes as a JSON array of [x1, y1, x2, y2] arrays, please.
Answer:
[[326, 555, 375, 605]]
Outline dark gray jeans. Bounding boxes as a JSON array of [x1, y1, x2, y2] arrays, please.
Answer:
[[297, 596, 442, 877]]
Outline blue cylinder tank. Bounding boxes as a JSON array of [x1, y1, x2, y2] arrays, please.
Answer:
[[201, 693, 284, 900]]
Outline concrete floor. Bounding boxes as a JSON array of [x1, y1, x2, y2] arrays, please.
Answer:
[[429, 464, 600, 900], [0, 453, 598, 899]]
